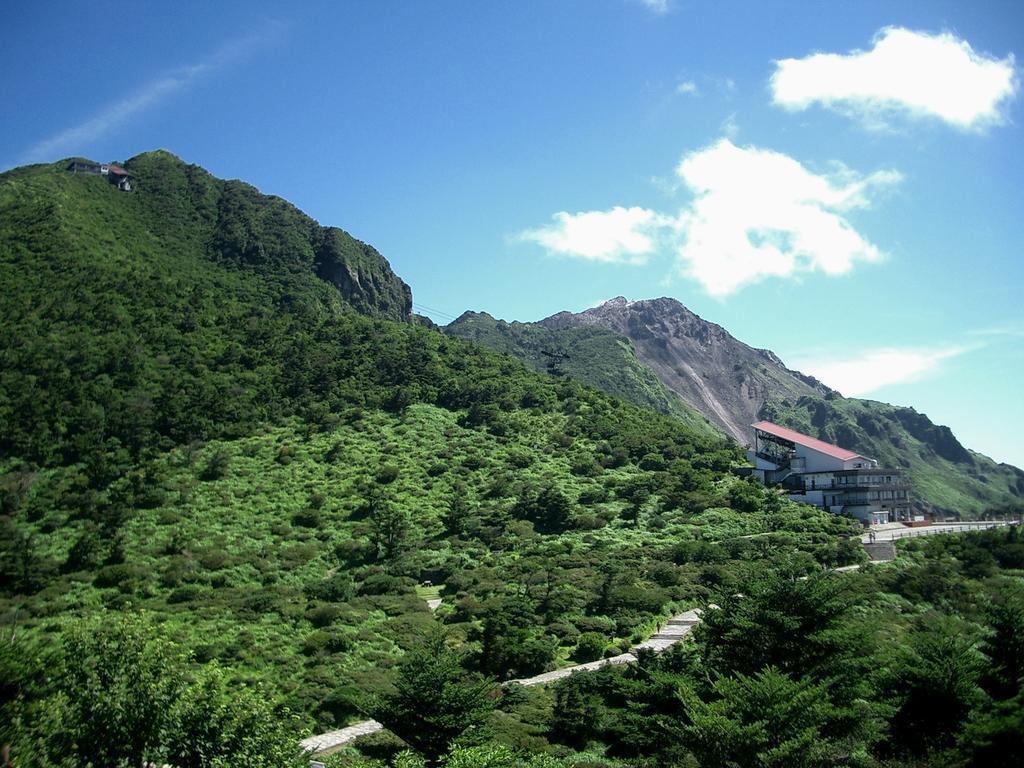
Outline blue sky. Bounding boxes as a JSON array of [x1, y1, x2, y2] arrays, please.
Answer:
[[3, 1, 1023, 469]]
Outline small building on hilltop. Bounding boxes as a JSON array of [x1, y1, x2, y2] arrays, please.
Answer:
[[105, 163, 134, 191], [67, 159, 134, 191], [748, 420, 912, 525]]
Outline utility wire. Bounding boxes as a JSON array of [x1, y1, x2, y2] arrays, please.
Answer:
[[413, 302, 461, 323]]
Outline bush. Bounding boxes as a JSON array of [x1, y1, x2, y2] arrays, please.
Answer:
[[292, 508, 322, 528], [168, 584, 207, 604], [200, 448, 230, 480], [302, 629, 351, 656], [93, 563, 147, 591], [573, 632, 608, 662], [305, 603, 343, 627], [574, 615, 615, 635], [304, 572, 355, 602]]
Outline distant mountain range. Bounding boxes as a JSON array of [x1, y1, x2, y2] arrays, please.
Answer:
[[448, 297, 1024, 518]]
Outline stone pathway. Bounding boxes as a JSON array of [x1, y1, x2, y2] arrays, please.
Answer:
[[300, 719, 385, 754], [300, 608, 704, 756], [631, 609, 702, 653], [305, 528, 1024, 754]]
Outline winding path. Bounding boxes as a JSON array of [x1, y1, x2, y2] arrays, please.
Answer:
[[300, 523, 1018, 756], [299, 609, 704, 756]]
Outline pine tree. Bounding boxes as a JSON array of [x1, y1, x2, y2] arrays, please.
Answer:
[[366, 629, 496, 765]]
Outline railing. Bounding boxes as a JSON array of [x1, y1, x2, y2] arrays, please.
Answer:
[[836, 480, 912, 489], [887, 522, 1014, 540]]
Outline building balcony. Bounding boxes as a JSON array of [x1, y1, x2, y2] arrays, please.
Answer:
[[754, 451, 791, 468]]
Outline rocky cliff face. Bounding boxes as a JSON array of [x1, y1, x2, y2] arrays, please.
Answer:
[[541, 297, 832, 444]]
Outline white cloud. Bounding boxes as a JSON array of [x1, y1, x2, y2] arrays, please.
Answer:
[[21, 21, 284, 163], [791, 345, 971, 396], [672, 139, 900, 296], [519, 206, 668, 264], [771, 27, 1018, 131], [520, 138, 900, 295], [676, 80, 699, 95]]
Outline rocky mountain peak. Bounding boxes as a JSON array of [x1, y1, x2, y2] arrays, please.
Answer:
[[540, 296, 830, 443]]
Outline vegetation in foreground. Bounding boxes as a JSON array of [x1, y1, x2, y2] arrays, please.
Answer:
[[330, 528, 1024, 768], [4, 528, 1021, 767]]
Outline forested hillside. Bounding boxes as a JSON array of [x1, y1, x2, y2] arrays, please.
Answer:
[[0, 154, 868, 767]]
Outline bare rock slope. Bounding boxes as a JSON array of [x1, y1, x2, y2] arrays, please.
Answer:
[[541, 297, 831, 444]]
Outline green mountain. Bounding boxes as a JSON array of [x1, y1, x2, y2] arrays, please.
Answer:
[[0, 152, 862, 740], [449, 297, 1023, 519]]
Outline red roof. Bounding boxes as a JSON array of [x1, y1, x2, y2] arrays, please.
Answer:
[[752, 420, 865, 462], [107, 164, 130, 176]]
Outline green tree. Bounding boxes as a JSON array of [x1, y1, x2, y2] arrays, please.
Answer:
[[478, 596, 556, 679], [52, 614, 184, 768], [957, 689, 1024, 768], [366, 489, 409, 561], [169, 664, 306, 768], [883, 614, 985, 758], [695, 571, 878, 747], [550, 672, 606, 748], [680, 667, 844, 768], [513, 486, 573, 535], [366, 629, 496, 765], [979, 590, 1024, 701], [572, 631, 608, 663], [697, 572, 868, 683]]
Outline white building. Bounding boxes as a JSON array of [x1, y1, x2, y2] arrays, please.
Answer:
[[748, 420, 912, 525]]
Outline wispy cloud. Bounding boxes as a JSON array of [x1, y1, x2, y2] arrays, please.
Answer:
[[21, 20, 285, 164], [676, 80, 699, 96], [771, 27, 1018, 131], [720, 112, 739, 139], [790, 345, 974, 396], [966, 325, 1024, 339], [636, 0, 672, 14], [519, 138, 901, 297]]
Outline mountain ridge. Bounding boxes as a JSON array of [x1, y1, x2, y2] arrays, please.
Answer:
[[444, 308, 717, 437]]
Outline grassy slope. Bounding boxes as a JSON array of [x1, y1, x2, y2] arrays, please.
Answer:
[[7, 404, 861, 728], [0, 153, 864, 732], [445, 312, 718, 438]]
